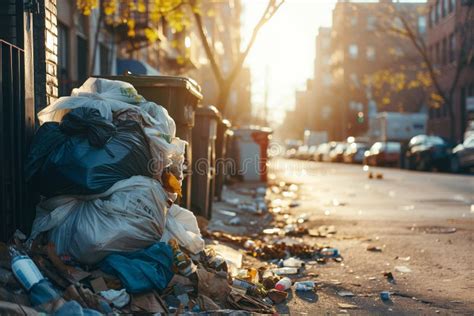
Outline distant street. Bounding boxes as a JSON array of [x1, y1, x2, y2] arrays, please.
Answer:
[[269, 158, 474, 314]]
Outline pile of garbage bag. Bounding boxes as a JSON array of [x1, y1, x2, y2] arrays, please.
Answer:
[[0, 78, 278, 315]]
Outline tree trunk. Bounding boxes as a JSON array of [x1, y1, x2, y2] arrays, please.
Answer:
[[446, 100, 456, 142], [217, 81, 231, 113]]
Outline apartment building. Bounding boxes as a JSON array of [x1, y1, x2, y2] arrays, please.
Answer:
[[426, 0, 474, 141], [330, 1, 427, 139]]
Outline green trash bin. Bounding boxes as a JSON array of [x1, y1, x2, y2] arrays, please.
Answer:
[[191, 106, 221, 219], [214, 118, 231, 201], [101, 75, 202, 210]]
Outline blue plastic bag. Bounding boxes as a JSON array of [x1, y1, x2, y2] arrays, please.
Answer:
[[100, 242, 174, 293]]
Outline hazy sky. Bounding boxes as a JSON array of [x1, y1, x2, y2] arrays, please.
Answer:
[[241, 0, 338, 125], [240, 0, 425, 125]]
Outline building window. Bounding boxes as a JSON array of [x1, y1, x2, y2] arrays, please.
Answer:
[[348, 44, 358, 59], [323, 74, 332, 86], [443, 0, 448, 16], [77, 35, 89, 86], [100, 44, 111, 75], [449, 33, 456, 63], [450, 0, 456, 12], [430, 7, 436, 26], [442, 37, 448, 65], [350, 16, 357, 27], [58, 23, 70, 97], [418, 16, 427, 34], [436, 0, 442, 21], [366, 46, 375, 61], [367, 16, 376, 31]]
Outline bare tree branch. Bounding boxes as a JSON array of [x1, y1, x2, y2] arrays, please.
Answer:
[[192, 7, 224, 83]]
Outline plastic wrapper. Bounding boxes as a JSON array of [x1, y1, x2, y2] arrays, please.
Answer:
[[29, 176, 169, 264], [160, 204, 204, 254]]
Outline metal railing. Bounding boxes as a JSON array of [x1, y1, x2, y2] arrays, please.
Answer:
[[0, 39, 34, 241]]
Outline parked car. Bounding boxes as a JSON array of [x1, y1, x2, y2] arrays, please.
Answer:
[[405, 135, 452, 171], [315, 142, 337, 162], [363, 142, 401, 167], [343, 142, 369, 163], [329, 143, 348, 162], [296, 145, 309, 160], [314, 142, 332, 161], [451, 135, 474, 173], [307, 145, 318, 160]]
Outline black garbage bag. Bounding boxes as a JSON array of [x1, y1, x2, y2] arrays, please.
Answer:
[[27, 107, 152, 197]]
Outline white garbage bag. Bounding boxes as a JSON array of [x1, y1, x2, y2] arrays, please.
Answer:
[[71, 77, 145, 104], [37, 78, 144, 124], [160, 204, 205, 254], [29, 176, 170, 264]]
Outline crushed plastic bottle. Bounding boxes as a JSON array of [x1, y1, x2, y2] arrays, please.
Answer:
[[283, 257, 304, 268], [275, 277, 292, 291], [272, 267, 298, 275], [294, 281, 316, 291], [320, 247, 339, 258]]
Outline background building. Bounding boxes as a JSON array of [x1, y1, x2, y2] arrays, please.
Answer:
[[426, 0, 474, 141], [329, 0, 427, 140]]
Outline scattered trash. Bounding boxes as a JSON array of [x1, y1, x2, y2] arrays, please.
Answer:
[[294, 281, 316, 291], [275, 277, 292, 291], [376, 173, 384, 179], [100, 289, 130, 308], [411, 226, 457, 234], [267, 289, 288, 304], [320, 248, 339, 258], [380, 291, 391, 301], [228, 217, 242, 225], [395, 256, 411, 261], [272, 268, 299, 276], [384, 272, 396, 284], [338, 303, 358, 309], [394, 266, 412, 273], [337, 290, 355, 297], [283, 257, 304, 268], [367, 245, 383, 252]]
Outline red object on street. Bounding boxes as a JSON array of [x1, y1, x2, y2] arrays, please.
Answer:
[[251, 130, 271, 182]]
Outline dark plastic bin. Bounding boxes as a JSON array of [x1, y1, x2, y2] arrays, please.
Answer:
[[191, 106, 221, 219], [214, 119, 231, 201], [101, 75, 202, 210]]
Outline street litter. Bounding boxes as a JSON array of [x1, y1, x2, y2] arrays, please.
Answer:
[[337, 290, 355, 297], [338, 303, 358, 309], [384, 272, 396, 284], [395, 256, 411, 261], [380, 291, 391, 301], [367, 245, 383, 252], [395, 266, 412, 273], [294, 281, 316, 291]]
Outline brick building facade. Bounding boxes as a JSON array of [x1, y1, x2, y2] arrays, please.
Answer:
[[426, 0, 474, 141]]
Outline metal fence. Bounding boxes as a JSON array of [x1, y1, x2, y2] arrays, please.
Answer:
[[0, 39, 34, 241]]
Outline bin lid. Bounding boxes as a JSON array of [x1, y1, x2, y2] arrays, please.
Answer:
[[233, 126, 272, 137], [98, 75, 203, 100], [196, 105, 222, 120], [221, 119, 231, 128]]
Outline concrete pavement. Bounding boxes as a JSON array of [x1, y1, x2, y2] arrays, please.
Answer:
[[268, 158, 474, 314]]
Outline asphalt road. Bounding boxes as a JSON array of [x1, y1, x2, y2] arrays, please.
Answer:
[[268, 158, 474, 315]]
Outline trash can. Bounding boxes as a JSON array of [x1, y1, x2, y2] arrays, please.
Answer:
[[101, 75, 202, 210], [191, 106, 221, 219], [233, 127, 272, 182], [214, 119, 231, 201]]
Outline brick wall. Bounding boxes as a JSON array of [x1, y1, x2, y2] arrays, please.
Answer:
[[34, 0, 58, 110]]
